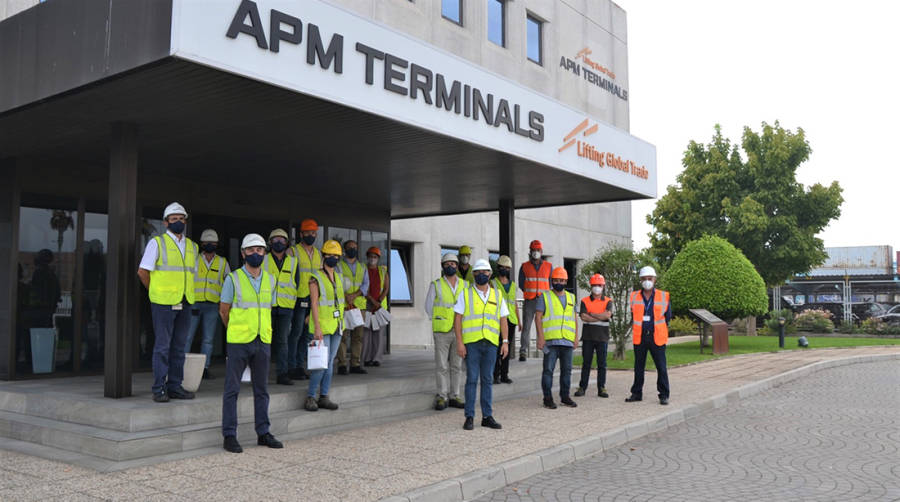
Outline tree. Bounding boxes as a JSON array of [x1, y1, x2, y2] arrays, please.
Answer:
[[665, 236, 768, 322], [648, 122, 843, 286], [577, 242, 640, 360]]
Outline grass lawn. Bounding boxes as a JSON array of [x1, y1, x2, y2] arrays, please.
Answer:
[[573, 335, 900, 370]]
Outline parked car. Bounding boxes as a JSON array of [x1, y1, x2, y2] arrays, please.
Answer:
[[791, 302, 891, 326], [874, 304, 900, 326]]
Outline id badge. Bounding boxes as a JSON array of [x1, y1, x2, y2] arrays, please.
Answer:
[[642, 315, 650, 322], [172, 303, 183, 311], [300, 301, 309, 308], [333, 310, 340, 318]]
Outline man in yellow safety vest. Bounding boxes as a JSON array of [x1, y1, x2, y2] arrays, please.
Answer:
[[424, 252, 466, 410], [264, 228, 298, 386], [535, 267, 579, 410], [337, 240, 368, 375], [185, 228, 229, 380], [288, 218, 321, 380]]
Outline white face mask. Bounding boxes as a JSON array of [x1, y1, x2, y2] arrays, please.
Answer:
[[367, 257, 378, 266], [531, 250, 542, 260], [591, 286, 603, 295], [460, 256, 470, 264], [641, 280, 654, 291]]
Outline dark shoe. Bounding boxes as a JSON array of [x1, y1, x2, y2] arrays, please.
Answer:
[[152, 392, 170, 403], [304, 396, 319, 412], [659, 397, 669, 405], [203, 368, 215, 380], [625, 395, 642, 402], [463, 417, 474, 430], [574, 387, 586, 397], [434, 396, 447, 411], [543, 396, 557, 409], [257, 433, 283, 449], [167, 387, 195, 400], [337, 366, 348, 375], [371, 361, 381, 367], [317, 395, 339, 410], [276, 374, 294, 386], [223, 436, 242, 453], [363, 361, 373, 367], [481, 416, 502, 429], [561, 396, 578, 408], [500, 377, 513, 384], [349, 366, 368, 374], [493, 376, 501, 384], [598, 388, 609, 398], [291, 368, 309, 380], [448, 397, 465, 409], [518, 355, 526, 362]]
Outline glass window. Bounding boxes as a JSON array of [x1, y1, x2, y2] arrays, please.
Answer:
[[391, 245, 413, 305], [442, 0, 462, 25], [326, 226, 357, 248], [487, 0, 505, 47], [441, 246, 459, 258], [80, 212, 108, 370], [526, 15, 542, 64], [488, 251, 500, 275]]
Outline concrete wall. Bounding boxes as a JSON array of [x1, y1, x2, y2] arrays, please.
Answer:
[[0, 0, 37, 21]]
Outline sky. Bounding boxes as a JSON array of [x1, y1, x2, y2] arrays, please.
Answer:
[[615, 0, 900, 256]]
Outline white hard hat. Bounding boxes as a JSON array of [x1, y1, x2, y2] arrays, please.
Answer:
[[241, 233, 266, 249], [441, 253, 459, 263], [163, 202, 187, 219], [638, 266, 657, 278], [472, 259, 492, 272], [200, 229, 218, 243]]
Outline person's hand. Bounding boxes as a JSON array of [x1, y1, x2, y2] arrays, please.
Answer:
[[517, 324, 522, 332], [457, 343, 467, 358], [314, 327, 323, 343], [500, 343, 509, 358], [572, 338, 579, 349], [537, 338, 545, 350]]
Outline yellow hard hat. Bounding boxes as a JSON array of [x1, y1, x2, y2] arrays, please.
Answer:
[[459, 245, 472, 255], [321, 239, 342, 256]]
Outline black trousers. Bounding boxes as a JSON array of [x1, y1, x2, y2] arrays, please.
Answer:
[[578, 339, 608, 390], [494, 320, 516, 379], [630, 335, 669, 399], [222, 337, 271, 438]]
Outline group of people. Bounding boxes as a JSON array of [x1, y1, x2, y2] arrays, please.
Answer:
[[138, 203, 389, 453]]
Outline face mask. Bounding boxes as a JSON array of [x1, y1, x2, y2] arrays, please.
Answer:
[[302, 235, 316, 245], [201, 243, 217, 253], [244, 252, 264, 268], [530, 250, 541, 260], [474, 273, 490, 285], [270, 241, 287, 253], [459, 256, 470, 265], [367, 257, 378, 266], [443, 265, 457, 276], [324, 256, 340, 268], [552, 283, 565, 292], [167, 220, 185, 235], [591, 286, 603, 296], [642, 280, 654, 291], [346, 248, 358, 259], [498, 269, 510, 278]]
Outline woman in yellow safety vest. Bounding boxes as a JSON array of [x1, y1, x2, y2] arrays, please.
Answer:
[[304, 239, 345, 412], [492, 255, 519, 385]]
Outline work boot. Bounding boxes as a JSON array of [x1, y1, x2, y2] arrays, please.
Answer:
[[203, 368, 215, 380], [543, 396, 557, 409], [493, 376, 501, 384], [167, 387, 195, 400], [152, 392, 169, 403], [223, 436, 242, 453], [463, 417, 474, 430], [481, 416, 502, 429], [500, 376, 513, 384], [317, 395, 339, 410], [518, 355, 526, 362], [257, 433, 283, 449], [448, 397, 465, 409], [304, 396, 319, 412], [659, 397, 669, 405], [625, 395, 642, 402], [276, 373, 294, 386], [337, 366, 348, 375], [561, 396, 577, 408], [350, 366, 368, 374], [598, 387, 609, 398], [434, 396, 447, 411], [574, 387, 586, 397]]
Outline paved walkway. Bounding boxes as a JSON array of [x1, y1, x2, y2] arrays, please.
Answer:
[[478, 359, 900, 501], [0, 346, 898, 501]]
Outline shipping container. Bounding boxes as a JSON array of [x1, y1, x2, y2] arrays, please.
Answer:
[[807, 246, 894, 277]]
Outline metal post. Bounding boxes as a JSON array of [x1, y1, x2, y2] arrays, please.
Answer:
[[499, 199, 515, 265], [778, 317, 785, 349], [104, 123, 138, 398], [0, 159, 20, 380]]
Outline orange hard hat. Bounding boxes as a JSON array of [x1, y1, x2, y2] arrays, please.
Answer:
[[529, 239, 543, 250], [590, 274, 605, 285], [551, 267, 568, 280], [366, 246, 381, 257], [300, 219, 318, 232]]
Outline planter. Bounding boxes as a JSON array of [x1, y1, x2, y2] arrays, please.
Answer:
[[182, 353, 207, 392], [30, 328, 57, 374]]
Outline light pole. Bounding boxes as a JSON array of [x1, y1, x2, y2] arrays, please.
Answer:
[[778, 317, 786, 349]]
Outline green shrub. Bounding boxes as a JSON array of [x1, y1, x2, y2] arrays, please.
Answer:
[[764, 309, 797, 334], [664, 235, 768, 322], [794, 309, 834, 333], [837, 320, 857, 334], [860, 317, 885, 335], [668, 316, 698, 336]]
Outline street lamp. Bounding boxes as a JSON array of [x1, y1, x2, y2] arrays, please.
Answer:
[[778, 317, 786, 349]]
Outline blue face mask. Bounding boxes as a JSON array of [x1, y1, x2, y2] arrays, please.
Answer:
[[324, 256, 340, 268], [443, 265, 457, 276], [201, 243, 217, 253], [244, 252, 264, 268], [270, 241, 287, 253], [302, 235, 316, 245], [167, 220, 185, 235], [474, 273, 490, 285], [345, 248, 358, 259]]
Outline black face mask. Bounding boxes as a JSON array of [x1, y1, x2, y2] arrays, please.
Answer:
[[324, 256, 340, 268], [302, 235, 316, 245], [167, 220, 185, 235], [201, 243, 217, 253], [474, 274, 490, 285], [552, 283, 566, 292], [443, 265, 457, 276], [345, 248, 358, 259], [498, 269, 510, 278], [244, 252, 264, 268], [270, 241, 287, 253]]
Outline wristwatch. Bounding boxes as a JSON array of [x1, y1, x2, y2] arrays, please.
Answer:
[[502, 339, 509, 343]]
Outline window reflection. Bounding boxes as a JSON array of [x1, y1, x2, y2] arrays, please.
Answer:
[[81, 213, 107, 370]]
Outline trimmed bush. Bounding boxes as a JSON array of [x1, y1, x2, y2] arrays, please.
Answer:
[[794, 309, 834, 333], [764, 309, 797, 334], [668, 316, 698, 336], [664, 235, 768, 322]]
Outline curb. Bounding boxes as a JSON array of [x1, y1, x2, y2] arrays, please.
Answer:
[[382, 352, 900, 502]]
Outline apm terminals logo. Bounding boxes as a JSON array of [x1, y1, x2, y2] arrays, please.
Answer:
[[559, 47, 628, 102], [558, 118, 648, 180]]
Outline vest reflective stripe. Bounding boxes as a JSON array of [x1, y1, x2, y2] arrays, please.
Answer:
[[432, 277, 466, 333], [522, 261, 552, 300], [227, 269, 274, 344], [492, 279, 519, 326], [263, 254, 298, 308], [340, 260, 368, 310], [461, 286, 502, 346], [292, 244, 322, 298], [308, 269, 345, 335], [193, 255, 226, 302], [582, 296, 611, 326], [149, 235, 197, 305], [541, 291, 577, 342], [630, 289, 670, 346]]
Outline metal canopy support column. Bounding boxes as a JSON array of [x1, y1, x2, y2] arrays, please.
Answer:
[[104, 123, 138, 398], [499, 199, 515, 265], [0, 159, 19, 380]]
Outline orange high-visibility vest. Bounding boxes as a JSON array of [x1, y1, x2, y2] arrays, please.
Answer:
[[521, 261, 552, 300], [630, 289, 670, 346]]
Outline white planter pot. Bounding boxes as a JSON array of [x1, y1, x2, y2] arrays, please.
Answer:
[[182, 353, 207, 392]]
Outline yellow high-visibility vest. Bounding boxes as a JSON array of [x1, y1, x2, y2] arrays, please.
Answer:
[[340, 260, 367, 310], [194, 255, 227, 302], [460, 285, 502, 346], [226, 269, 275, 344], [308, 269, 345, 335], [263, 253, 298, 308], [149, 234, 198, 305], [492, 278, 519, 326], [432, 276, 467, 333], [541, 291, 577, 342], [291, 243, 322, 299]]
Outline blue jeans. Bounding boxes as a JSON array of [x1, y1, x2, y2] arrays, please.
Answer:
[[271, 307, 293, 375], [222, 338, 270, 437], [464, 339, 498, 418], [542, 345, 574, 398], [578, 339, 608, 390], [289, 298, 310, 371], [150, 302, 191, 394], [307, 331, 341, 398], [185, 301, 219, 368]]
